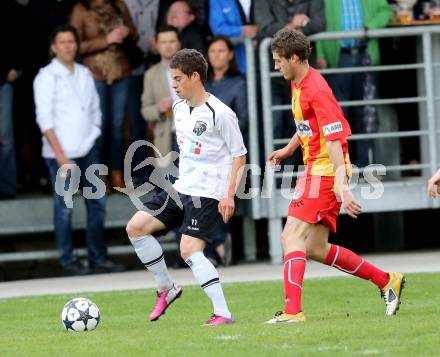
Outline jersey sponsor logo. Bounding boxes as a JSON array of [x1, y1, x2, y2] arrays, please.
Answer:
[[186, 225, 200, 231], [193, 121, 207, 136], [189, 140, 202, 155], [323, 121, 343, 136], [295, 119, 312, 137], [290, 200, 304, 208]]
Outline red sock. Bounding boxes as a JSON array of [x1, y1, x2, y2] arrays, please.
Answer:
[[283, 251, 306, 314], [324, 244, 389, 289]]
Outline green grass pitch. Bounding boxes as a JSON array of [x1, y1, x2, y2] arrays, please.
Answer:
[[1, 273, 438, 356]]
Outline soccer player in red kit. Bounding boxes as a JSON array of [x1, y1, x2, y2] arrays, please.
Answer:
[[266, 29, 405, 323]]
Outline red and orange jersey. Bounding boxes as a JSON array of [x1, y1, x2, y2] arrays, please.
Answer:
[[291, 67, 352, 176]]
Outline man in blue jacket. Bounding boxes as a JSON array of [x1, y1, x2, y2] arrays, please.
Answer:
[[209, 0, 257, 73]]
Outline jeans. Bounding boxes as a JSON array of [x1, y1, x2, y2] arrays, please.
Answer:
[[326, 51, 378, 167], [0, 83, 16, 197], [126, 75, 149, 182], [95, 77, 130, 171], [45, 142, 107, 266]]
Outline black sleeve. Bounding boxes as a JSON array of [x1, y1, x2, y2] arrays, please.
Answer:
[[300, 0, 326, 36]]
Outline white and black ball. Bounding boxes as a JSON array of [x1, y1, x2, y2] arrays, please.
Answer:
[[61, 298, 100, 332]]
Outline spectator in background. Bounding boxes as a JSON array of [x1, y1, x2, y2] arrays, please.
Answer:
[[209, 0, 257, 74], [14, 0, 77, 194], [316, 0, 392, 167], [166, 1, 207, 53], [141, 26, 181, 163], [158, 0, 209, 32], [141, 26, 183, 267], [124, 0, 160, 185], [204, 35, 248, 266], [255, 0, 325, 38], [0, 0, 22, 200], [254, 0, 325, 142], [205, 36, 248, 143], [34, 25, 123, 275], [70, 0, 139, 190]]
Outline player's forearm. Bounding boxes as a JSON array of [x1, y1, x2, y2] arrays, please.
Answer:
[[286, 133, 300, 155], [224, 155, 246, 198], [44, 128, 65, 158], [327, 140, 349, 193]]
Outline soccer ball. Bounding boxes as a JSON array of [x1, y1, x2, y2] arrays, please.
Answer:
[[61, 298, 100, 332]]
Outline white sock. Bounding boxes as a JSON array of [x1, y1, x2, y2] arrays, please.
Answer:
[[129, 235, 174, 292], [185, 251, 231, 318]]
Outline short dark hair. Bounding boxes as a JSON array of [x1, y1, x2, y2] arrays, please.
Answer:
[[80, 0, 119, 11], [270, 28, 311, 62], [155, 25, 180, 42], [49, 24, 80, 58], [170, 48, 208, 83], [207, 36, 240, 79]]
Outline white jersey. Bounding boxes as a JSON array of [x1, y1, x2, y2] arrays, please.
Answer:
[[172, 94, 247, 201]]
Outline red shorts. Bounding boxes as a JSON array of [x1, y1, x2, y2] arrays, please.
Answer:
[[287, 175, 341, 233]]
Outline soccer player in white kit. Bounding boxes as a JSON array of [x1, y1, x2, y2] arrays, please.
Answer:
[[126, 49, 247, 325]]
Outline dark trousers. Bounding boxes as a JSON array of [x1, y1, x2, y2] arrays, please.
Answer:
[[45, 142, 107, 266], [326, 51, 378, 167], [0, 83, 16, 196], [126, 75, 149, 182], [95, 77, 130, 171]]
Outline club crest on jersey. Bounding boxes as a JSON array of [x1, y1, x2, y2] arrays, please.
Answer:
[[193, 121, 207, 136], [295, 119, 312, 137]]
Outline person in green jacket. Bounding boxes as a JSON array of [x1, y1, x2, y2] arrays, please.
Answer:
[[316, 0, 392, 168]]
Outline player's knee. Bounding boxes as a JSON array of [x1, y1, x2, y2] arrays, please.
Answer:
[[305, 247, 319, 261], [125, 220, 141, 237], [281, 231, 299, 250], [179, 239, 201, 261], [126, 212, 151, 237], [180, 243, 195, 261], [180, 249, 190, 261], [306, 245, 326, 262], [280, 232, 289, 250]]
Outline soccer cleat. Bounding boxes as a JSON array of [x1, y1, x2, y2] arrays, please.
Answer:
[[149, 284, 182, 321], [204, 314, 235, 326], [380, 272, 405, 316], [265, 310, 306, 324]]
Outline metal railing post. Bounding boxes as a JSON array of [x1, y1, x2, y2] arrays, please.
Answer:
[[259, 38, 283, 264], [243, 38, 259, 261], [244, 38, 261, 219], [422, 32, 438, 176]]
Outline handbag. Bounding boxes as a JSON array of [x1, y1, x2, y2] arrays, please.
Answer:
[[122, 38, 145, 69]]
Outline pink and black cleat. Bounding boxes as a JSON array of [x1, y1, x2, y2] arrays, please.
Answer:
[[204, 314, 235, 326], [149, 284, 182, 321]]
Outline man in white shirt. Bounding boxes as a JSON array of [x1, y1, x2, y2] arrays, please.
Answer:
[[126, 49, 247, 325], [34, 25, 122, 275]]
